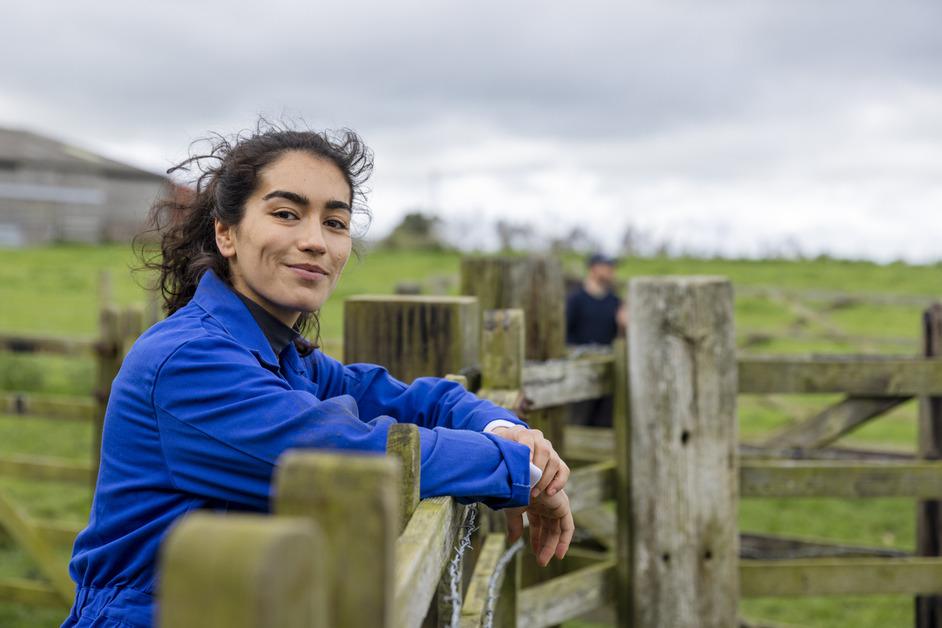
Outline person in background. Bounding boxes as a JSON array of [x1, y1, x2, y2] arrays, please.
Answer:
[[565, 253, 626, 426]]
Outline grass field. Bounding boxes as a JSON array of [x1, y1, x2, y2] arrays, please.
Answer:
[[2, 244, 941, 627]]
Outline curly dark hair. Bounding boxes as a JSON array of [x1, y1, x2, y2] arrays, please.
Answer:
[[136, 122, 373, 347]]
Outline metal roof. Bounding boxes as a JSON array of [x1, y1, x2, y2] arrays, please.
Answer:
[[0, 126, 165, 181]]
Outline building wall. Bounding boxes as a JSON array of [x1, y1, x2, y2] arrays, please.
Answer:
[[0, 163, 167, 245]]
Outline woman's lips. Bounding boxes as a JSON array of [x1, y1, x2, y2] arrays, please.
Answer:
[[288, 264, 328, 281]]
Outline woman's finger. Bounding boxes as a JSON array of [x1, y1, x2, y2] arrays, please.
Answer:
[[504, 509, 525, 544], [555, 512, 575, 560], [538, 517, 561, 567], [545, 460, 570, 496], [534, 455, 559, 496]]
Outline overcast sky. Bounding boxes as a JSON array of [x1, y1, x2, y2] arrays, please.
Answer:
[[2, 1, 941, 261]]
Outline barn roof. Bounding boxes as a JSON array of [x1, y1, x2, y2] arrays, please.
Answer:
[[0, 126, 165, 181]]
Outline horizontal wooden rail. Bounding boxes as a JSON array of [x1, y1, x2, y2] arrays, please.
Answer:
[[0, 455, 94, 484], [741, 557, 942, 597], [521, 356, 613, 410], [517, 560, 615, 628], [460, 533, 509, 627], [741, 532, 908, 560], [566, 427, 917, 464], [562, 426, 614, 462], [0, 392, 96, 421], [0, 578, 67, 607], [567, 461, 615, 513], [741, 461, 942, 498], [0, 332, 96, 357], [35, 519, 84, 546], [739, 356, 942, 395], [394, 497, 465, 628]]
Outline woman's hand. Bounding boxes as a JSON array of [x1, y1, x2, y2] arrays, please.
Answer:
[[491, 426, 570, 498], [504, 489, 574, 566]]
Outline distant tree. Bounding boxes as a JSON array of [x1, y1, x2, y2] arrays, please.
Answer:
[[380, 211, 449, 251], [495, 219, 534, 252]]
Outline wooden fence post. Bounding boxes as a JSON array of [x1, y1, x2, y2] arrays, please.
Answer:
[[460, 256, 567, 446], [387, 423, 421, 534], [343, 296, 480, 382], [623, 277, 738, 628], [274, 451, 399, 628], [917, 303, 942, 627], [159, 513, 326, 627], [92, 305, 121, 486], [613, 336, 631, 626]]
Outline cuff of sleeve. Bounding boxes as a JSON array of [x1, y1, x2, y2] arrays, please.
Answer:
[[483, 419, 520, 433], [480, 432, 532, 509]]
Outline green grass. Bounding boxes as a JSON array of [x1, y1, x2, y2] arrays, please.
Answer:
[[2, 244, 942, 626]]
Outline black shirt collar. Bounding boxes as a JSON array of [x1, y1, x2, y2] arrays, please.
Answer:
[[232, 290, 300, 357]]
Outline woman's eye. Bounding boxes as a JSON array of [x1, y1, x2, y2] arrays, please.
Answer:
[[325, 218, 349, 231], [273, 210, 298, 220]]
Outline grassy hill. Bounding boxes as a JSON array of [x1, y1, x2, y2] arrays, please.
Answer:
[[1, 244, 941, 627]]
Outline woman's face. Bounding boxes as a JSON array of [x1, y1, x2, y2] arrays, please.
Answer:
[[215, 150, 353, 327]]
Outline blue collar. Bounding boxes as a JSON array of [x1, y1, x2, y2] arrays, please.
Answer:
[[190, 270, 280, 369]]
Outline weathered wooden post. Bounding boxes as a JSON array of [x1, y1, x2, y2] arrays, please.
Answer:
[[274, 451, 399, 628], [159, 513, 326, 627], [460, 256, 567, 450], [387, 423, 421, 534], [917, 303, 942, 627], [344, 295, 480, 382], [621, 277, 738, 628], [477, 308, 526, 418], [92, 305, 120, 486]]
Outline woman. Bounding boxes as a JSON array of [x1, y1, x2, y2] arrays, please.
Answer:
[[64, 126, 573, 627]]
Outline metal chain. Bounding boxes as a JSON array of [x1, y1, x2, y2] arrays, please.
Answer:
[[481, 538, 525, 628], [445, 503, 478, 628]]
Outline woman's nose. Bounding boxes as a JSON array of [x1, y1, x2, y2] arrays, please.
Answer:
[[297, 223, 328, 254]]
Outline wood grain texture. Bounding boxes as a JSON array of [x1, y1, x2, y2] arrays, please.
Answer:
[[517, 560, 615, 628], [739, 356, 942, 395], [626, 277, 738, 628], [741, 557, 942, 597], [918, 302, 942, 627], [460, 256, 565, 362], [394, 497, 464, 628], [481, 309, 525, 391], [343, 295, 479, 383], [741, 460, 942, 498], [158, 513, 325, 628], [520, 355, 613, 410], [566, 461, 615, 513], [274, 450, 398, 628], [764, 395, 910, 449], [387, 423, 421, 533]]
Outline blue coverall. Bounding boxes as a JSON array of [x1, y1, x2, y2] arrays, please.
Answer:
[[63, 270, 531, 627]]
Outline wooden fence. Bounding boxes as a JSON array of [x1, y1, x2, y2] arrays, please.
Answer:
[[4, 259, 942, 626], [161, 262, 942, 627], [0, 272, 150, 608]]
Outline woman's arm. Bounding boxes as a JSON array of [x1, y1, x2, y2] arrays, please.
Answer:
[[153, 336, 533, 511], [316, 353, 570, 502], [316, 352, 527, 433]]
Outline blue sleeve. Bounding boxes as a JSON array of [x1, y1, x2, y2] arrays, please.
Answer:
[[314, 352, 527, 433], [152, 336, 531, 511]]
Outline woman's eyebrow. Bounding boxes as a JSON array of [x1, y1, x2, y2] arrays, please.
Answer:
[[262, 190, 310, 206], [326, 199, 352, 212]]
